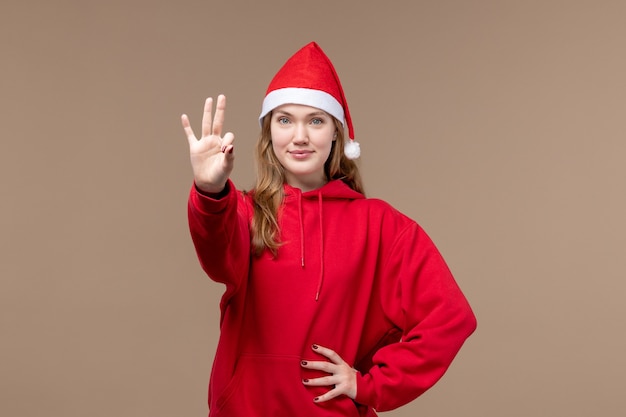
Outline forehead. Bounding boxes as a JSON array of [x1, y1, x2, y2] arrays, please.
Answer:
[[273, 103, 330, 116]]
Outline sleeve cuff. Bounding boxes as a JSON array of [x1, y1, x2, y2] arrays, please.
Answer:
[[354, 371, 376, 409], [190, 179, 234, 215]]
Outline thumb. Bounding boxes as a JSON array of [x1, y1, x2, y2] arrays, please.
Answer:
[[221, 131, 235, 158], [221, 131, 235, 149]]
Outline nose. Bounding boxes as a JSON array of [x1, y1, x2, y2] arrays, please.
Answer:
[[292, 123, 308, 144]]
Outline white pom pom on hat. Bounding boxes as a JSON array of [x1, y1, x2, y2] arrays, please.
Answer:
[[344, 139, 360, 159], [259, 42, 360, 159]]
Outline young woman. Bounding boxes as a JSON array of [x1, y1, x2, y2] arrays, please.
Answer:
[[181, 42, 476, 417]]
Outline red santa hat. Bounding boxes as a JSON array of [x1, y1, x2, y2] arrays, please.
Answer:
[[259, 42, 360, 159]]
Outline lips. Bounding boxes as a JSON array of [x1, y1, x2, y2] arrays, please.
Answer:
[[289, 150, 313, 159]]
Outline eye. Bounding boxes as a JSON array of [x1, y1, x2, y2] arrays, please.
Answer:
[[310, 118, 323, 125], [277, 116, 290, 125]]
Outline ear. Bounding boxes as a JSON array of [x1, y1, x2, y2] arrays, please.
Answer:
[[333, 131, 338, 141]]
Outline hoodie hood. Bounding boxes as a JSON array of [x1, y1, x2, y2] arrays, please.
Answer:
[[283, 179, 365, 201]]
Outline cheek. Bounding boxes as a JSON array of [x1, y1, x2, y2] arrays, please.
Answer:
[[270, 127, 289, 149], [316, 131, 335, 154], [322, 140, 333, 156]]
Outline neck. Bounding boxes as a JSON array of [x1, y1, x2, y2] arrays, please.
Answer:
[[285, 173, 327, 192]]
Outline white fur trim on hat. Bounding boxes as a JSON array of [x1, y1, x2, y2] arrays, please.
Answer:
[[259, 88, 345, 127]]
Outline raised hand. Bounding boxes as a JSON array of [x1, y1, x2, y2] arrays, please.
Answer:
[[301, 344, 357, 403], [181, 95, 235, 194]]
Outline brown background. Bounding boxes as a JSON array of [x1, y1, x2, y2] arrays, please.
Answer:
[[2, 1, 625, 416]]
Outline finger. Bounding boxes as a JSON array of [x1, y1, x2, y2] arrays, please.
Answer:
[[212, 94, 226, 137], [302, 375, 336, 387], [313, 387, 341, 403], [301, 359, 335, 373], [181, 114, 197, 145], [312, 344, 343, 365], [201, 97, 213, 138], [222, 144, 234, 156]]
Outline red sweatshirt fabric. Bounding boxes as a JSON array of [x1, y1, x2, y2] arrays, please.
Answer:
[[188, 179, 477, 417]]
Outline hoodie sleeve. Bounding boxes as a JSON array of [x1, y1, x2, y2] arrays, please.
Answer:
[[187, 179, 251, 302], [354, 221, 477, 411]]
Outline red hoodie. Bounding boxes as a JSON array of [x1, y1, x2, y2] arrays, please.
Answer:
[[188, 179, 476, 417]]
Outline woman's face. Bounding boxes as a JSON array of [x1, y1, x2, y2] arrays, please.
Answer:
[[270, 104, 337, 192]]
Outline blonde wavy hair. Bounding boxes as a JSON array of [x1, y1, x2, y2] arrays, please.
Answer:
[[248, 112, 364, 256]]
